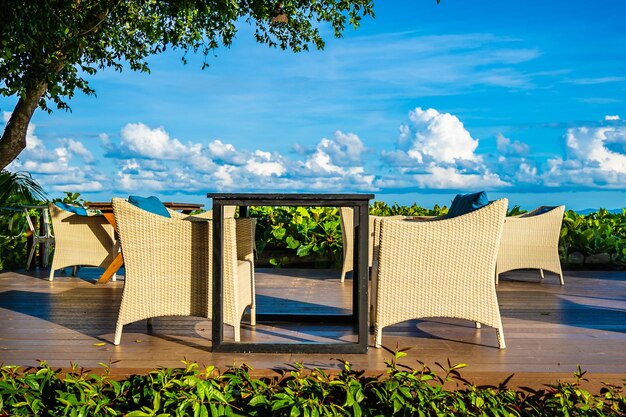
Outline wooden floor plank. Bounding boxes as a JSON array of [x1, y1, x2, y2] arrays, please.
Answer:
[[0, 267, 625, 391]]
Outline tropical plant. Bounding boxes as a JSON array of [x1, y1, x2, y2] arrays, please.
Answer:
[[560, 209, 626, 266], [249, 206, 343, 267], [245, 202, 626, 269], [0, 170, 47, 270], [0, 170, 47, 206], [369, 200, 447, 217], [0, 354, 624, 416]]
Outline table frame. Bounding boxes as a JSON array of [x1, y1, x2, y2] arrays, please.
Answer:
[[208, 193, 374, 354]]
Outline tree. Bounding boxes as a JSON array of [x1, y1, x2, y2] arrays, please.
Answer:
[[0, 0, 374, 169]]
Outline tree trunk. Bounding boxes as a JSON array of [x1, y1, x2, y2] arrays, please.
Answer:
[[0, 81, 49, 170]]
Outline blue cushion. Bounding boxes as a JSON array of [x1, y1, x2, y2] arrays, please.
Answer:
[[446, 191, 489, 219], [128, 195, 171, 218], [55, 201, 88, 216]]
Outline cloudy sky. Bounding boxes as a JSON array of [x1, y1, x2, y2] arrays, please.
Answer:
[[2, 0, 626, 210]]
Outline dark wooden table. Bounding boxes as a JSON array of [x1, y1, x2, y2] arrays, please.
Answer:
[[85, 201, 204, 284], [207, 193, 374, 354]]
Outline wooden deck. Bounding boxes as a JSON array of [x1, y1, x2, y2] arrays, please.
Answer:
[[1, 267, 625, 391]]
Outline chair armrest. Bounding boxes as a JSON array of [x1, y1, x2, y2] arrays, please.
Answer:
[[235, 218, 256, 261]]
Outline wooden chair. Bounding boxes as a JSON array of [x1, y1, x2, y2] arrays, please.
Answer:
[[48, 203, 117, 281], [112, 198, 255, 345], [496, 205, 565, 285], [372, 199, 508, 349]]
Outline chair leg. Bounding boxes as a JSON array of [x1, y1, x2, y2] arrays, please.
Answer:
[[375, 326, 383, 348], [112, 273, 117, 282], [539, 269, 545, 279], [475, 322, 481, 329], [234, 325, 241, 342], [340, 269, 347, 283], [49, 269, 55, 282], [42, 241, 51, 267], [496, 327, 506, 349], [250, 304, 256, 326], [495, 273, 499, 285], [26, 243, 36, 270], [559, 271, 565, 286], [114, 323, 124, 345]]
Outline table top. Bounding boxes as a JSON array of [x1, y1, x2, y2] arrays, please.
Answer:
[[207, 193, 375, 206], [85, 201, 204, 212]]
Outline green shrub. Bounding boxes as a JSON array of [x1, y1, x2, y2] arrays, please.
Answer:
[[1, 354, 624, 416], [248, 203, 626, 269], [560, 209, 626, 267], [0, 170, 48, 270], [2, 188, 625, 271], [249, 206, 344, 268]]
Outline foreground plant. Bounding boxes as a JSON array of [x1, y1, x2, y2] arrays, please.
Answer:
[[1, 352, 624, 416]]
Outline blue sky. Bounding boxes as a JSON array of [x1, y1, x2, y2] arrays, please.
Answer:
[[2, 0, 626, 210]]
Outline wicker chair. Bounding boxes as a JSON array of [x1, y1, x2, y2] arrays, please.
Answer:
[[112, 198, 255, 345], [372, 199, 508, 349], [48, 203, 117, 281], [496, 205, 565, 285], [339, 207, 404, 282]]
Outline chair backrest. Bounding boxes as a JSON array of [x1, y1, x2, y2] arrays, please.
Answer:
[[520, 205, 564, 218], [49, 203, 114, 247], [374, 199, 508, 328], [112, 198, 241, 323]]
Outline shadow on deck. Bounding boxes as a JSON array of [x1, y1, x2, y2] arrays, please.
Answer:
[[0, 267, 624, 390]]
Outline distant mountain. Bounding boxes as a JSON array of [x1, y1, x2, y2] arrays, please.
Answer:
[[575, 208, 623, 215]]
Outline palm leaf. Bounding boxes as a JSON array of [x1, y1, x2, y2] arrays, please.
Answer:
[[0, 170, 47, 205]]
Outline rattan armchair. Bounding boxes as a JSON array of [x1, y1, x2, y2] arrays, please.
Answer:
[[112, 198, 255, 345], [496, 205, 565, 285], [48, 203, 117, 281], [372, 199, 508, 349]]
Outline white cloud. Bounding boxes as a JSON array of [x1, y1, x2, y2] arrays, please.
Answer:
[[208, 140, 247, 165], [543, 124, 626, 187], [119, 123, 192, 160], [245, 150, 286, 177], [303, 146, 345, 176], [412, 165, 509, 189], [213, 165, 237, 188], [116, 172, 164, 193], [565, 127, 626, 172], [64, 139, 95, 163], [1, 114, 105, 193], [570, 76, 626, 85], [605, 115, 620, 121], [402, 107, 479, 164], [10, 108, 626, 200], [323, 131, 366, 164], [299, 131, 366, 176], [496, 133, 529, 156], [380, 107, 507, 190]]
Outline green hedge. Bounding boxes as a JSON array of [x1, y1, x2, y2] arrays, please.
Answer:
[[2, 201, 625, 271], [560, 209, 626, 267], [249, 204, 626, 269], [1, 353, 625, 416]]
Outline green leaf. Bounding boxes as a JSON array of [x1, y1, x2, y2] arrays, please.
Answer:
[[285, 235, 300, 249], [296, 244, 312, 257]]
